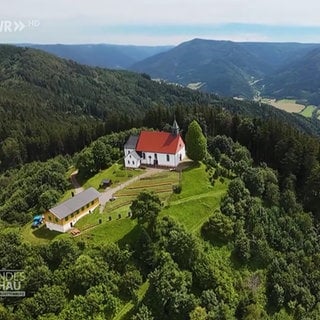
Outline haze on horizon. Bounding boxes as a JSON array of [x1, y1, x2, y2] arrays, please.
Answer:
[[1, 0, 320, 45]]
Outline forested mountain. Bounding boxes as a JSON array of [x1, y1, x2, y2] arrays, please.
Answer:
[[21, 44, 172, 69], [131, 39, 267, 97], [131, 38, 320, 100], [262, 47, 320, 105], [1, 44, 320, 173], [0, 45, 213, 170]]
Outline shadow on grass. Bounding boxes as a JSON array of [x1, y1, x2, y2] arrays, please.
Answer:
[[178, 161, 201, 172], [117, 223, 142, 247], [32, 225, 61, 241]]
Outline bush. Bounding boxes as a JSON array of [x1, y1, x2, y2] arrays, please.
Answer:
[[173, 184, 182, 194], [115, 170, 126, 177]]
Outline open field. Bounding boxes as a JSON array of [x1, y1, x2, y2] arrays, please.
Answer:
[[82, 163, 144, 190], [21, 223, 68, 245], [162, 164, 228, 233], [299, 105, 317, 118], [262, 98, 305, 113]]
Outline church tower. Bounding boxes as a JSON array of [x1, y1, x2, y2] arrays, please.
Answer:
[[172, 118, 180, 136]]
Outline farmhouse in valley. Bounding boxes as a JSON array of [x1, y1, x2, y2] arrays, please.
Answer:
[[44, 187, 100, 233], [124, 120, 185, 168]]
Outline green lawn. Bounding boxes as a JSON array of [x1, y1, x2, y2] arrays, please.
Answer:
[[21, 223, 68, 245], [171, 163, 214, 199], [162, 173, 228, 233], [83, 163, 144, 190], [300, 105, 317, 118], [75, 213, 139, 245]]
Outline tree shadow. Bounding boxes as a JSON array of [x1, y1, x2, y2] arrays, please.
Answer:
[[117, 223, 143, 247], [179, 161, 201, 172], [32, 225, 61, 241]]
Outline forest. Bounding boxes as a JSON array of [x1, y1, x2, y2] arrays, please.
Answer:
[[0, 107, 320, 318]]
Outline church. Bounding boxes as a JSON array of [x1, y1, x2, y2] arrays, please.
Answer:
[[124, 120, 186, 168]]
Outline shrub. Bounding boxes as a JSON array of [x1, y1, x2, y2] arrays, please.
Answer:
[[173, 184, 182, 194]]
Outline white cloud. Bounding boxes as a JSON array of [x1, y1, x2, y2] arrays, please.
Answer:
[[1, 0, 320, 44], [1, 0, 320, 26]]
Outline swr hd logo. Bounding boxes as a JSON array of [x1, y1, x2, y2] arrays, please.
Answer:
[[0, 20, 40, 32], [0, 270, 25, 297]]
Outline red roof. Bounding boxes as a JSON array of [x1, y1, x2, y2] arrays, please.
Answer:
[[136, 131, 185, 154]]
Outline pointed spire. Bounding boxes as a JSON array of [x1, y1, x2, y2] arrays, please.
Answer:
[[172, 117, 180, 136]]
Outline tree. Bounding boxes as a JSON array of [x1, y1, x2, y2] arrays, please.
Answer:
[[76, 148, 95, 178], [148, 253, 196, 319], [130, 191, 161, 232], [1, 137, 23, 168], [39, 189, 61, 210], [202, 212, 234, 243], [242, 167, 265, 197], [234, 221, 251, 263], [91, 140, 111, 171], [189, 306, 208, 320], [17, 285, 66, 318], [185, 120, 207, 162], [132, 305, 154, 320], [227, 178, 249, 203]]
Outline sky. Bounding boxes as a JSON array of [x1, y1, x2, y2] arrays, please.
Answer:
[[1, 0, 320, 45]]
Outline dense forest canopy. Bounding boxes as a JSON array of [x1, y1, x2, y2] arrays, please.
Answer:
[[0, 127, 320, 319]]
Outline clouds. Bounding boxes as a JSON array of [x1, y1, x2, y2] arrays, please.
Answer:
[[2, 0, 320, 25], [1, 0, 320, 44]]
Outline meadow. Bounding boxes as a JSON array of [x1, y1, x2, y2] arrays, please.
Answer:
[[262, 98, 305, 113]]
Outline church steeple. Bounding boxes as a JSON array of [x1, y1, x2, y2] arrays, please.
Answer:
[[172, 118, 180, 136]]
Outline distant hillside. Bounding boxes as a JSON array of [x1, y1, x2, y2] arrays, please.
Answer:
[[1, 44, 320, 172], [262, 47, 320, 105], [21, 43, 172, 69], [0, 45, 211, 170], [131, 38, 320, 99], [131, 39, 266, 98]]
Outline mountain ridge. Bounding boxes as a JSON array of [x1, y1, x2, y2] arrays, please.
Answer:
[[130, 38, 320, 100], [18, 43, 173, 69]]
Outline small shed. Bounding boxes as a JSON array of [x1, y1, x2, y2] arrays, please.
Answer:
[[100, 179, 112, 188]]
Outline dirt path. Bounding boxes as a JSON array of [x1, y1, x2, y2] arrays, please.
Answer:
[[98, 168, 164, 212], [70, 168, 165, 212], [70, 170, 84, 194]]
